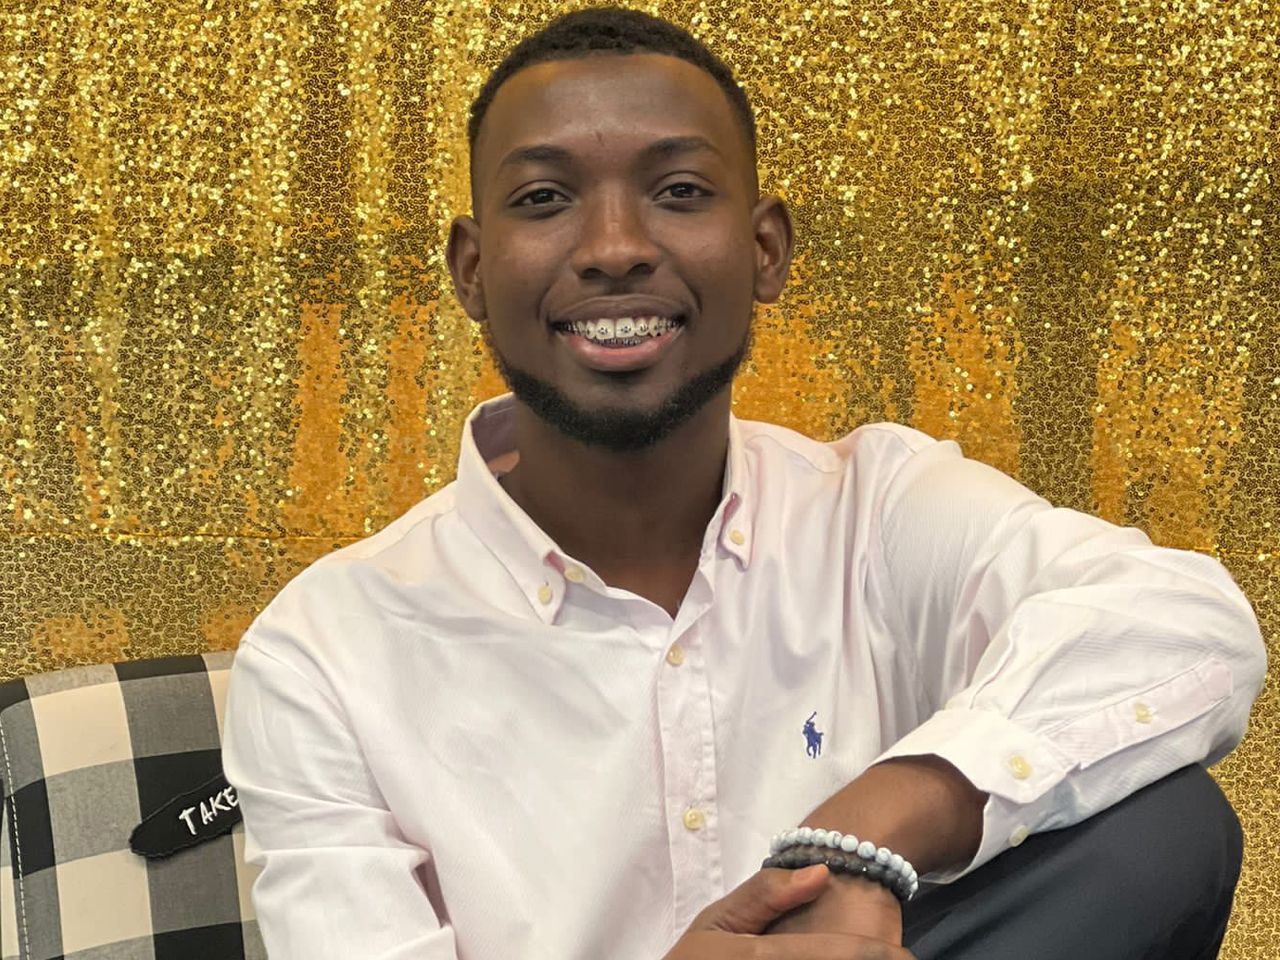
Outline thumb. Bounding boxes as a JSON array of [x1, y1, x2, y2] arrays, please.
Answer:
[[692, 865, 830, 935]]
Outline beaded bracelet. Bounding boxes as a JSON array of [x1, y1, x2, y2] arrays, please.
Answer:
[[763, 827, 919, 903]]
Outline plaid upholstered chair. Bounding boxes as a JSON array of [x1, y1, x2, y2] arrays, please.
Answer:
[[0, 652, 265, 960]]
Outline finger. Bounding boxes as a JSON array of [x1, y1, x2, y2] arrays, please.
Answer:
[[748, 932, 912, 959], [692, 865, 830, 934]]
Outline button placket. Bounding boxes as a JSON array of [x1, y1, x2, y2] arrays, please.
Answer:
[[655, 622, 720, 931]]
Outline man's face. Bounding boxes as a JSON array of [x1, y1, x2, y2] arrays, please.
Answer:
[[448, 51, 792, 449]]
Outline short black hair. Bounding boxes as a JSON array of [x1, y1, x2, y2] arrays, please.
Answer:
[[467, 5, 757, 207]]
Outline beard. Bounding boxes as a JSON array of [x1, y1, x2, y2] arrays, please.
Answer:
[[485, 326, 752, 452]]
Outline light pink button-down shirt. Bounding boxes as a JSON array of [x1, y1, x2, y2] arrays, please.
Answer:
[[222, 394, 1266, 960]]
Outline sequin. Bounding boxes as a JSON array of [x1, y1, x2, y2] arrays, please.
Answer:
[[0, 4, 1274, 952]]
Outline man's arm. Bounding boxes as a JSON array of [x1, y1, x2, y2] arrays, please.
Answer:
[[668, 865, 914, 959], [774, 431, 1266, 939], [767, 756, 986, 940], [223, 636, 458, 960]]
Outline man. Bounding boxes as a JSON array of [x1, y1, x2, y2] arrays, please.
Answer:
[[222, 7, 1267, 959]]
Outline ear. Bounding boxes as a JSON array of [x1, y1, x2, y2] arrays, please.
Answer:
[[446, 215, 486, 321], [751, 195, 795, 305]]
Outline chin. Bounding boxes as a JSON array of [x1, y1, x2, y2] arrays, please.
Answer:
[[494, 336, 747, 451]]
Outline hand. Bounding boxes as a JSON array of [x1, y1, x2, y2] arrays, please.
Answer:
[[662, 865, 914, 959], [766, 870, 903, 943]]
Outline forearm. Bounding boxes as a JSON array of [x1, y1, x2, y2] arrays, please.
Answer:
[[802, 754, 988, 876], [764, 754, 989, 940]]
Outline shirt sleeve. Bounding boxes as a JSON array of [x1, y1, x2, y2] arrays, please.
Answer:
[[222, 632, 458, 960], [866, 433, 1267, 883]]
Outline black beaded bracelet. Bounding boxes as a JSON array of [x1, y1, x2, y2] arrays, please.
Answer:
[[761, 847, 916, 903]]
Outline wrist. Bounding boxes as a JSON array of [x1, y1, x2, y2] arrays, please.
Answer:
[[763, 857, 903, 941], [766, 832, 918, 902], [802, 754, 987, 876], [828, 865, 902, 912]]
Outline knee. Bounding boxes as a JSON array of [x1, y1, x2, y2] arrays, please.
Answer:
[[1145, 765, 1242, 900], [901, 766, 1243, 960], [1104, 765, 1243, 951]]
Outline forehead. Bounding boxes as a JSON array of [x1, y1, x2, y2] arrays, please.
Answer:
[[475, 51, 749, 184]]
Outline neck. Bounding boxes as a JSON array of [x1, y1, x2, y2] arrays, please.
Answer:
[[501, 393, 732, 576]]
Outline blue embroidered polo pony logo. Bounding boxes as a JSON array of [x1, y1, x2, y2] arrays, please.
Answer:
[[803, 712, 824, 758]]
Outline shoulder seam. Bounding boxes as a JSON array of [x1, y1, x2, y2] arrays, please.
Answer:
[[747, 429, 841, 474], [235, 633, 346, 718], [324, 483, 458, 565], [849, 421, 939, 455]]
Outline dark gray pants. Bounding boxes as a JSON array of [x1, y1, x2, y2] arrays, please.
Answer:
[[902, 765, 1244, 960]]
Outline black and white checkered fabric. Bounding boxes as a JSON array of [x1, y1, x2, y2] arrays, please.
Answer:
[[0, 652, 265, 960]]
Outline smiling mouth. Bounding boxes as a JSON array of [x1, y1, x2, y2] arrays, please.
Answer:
[[551, 314, 686, 348]]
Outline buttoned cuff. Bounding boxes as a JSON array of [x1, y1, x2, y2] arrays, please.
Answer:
[[871, 707, 1079, 883]]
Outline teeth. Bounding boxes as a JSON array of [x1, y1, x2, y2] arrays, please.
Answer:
[[565, 315, 680, 340]]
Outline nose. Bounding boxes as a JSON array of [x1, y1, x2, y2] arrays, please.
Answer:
[[569, 187, 662, 281]]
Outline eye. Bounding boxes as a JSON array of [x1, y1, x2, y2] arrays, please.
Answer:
[[513, 187, 568, 207], [660, 182, 711, 200]]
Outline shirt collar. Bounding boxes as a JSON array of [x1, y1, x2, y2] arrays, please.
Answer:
[[455, 394, 755, 622], [716, 414, 754, 569]]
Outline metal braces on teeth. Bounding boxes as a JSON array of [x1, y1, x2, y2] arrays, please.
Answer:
[[564, 316, 681, 341]]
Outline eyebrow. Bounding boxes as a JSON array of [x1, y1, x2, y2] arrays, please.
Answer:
[[496, 135, 725, 174]]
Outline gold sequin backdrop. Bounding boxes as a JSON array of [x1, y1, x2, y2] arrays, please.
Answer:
[[0, 0, 1276, 950]]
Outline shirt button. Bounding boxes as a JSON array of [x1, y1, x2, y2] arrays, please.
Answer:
[[729, 529, 746, 546], [537, 583, 553, 605], [1007, 755, 1033, 780], [665, 644, 685, 667], [1010, 825, 1029, 847], [683, 808, 706, 831], [564, 565, 586, 583], [1134, 702, 1154, 724]]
